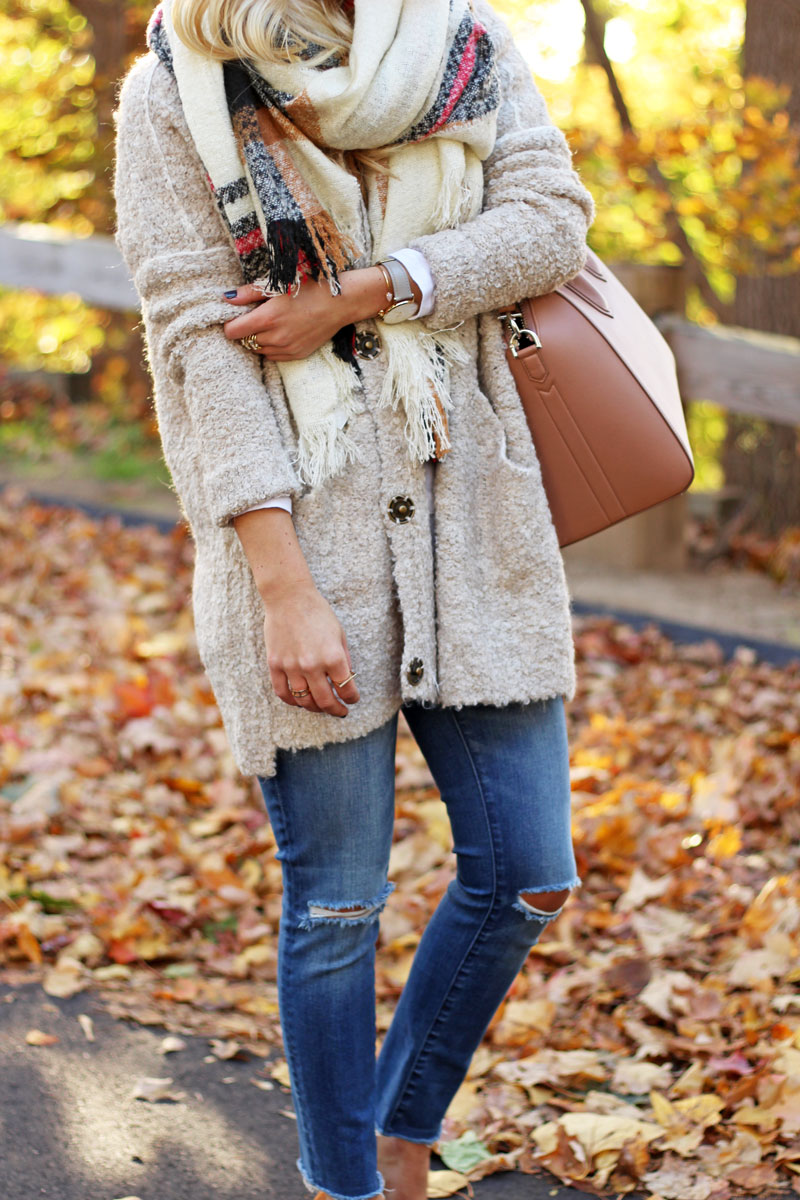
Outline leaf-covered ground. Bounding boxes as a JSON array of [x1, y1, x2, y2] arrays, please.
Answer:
[[1, 490, 799, 1200]]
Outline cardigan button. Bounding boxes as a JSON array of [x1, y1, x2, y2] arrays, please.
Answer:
[[388, 495, 415, 524], [355, 330, 381, 360], [406, 658, 424, 685]]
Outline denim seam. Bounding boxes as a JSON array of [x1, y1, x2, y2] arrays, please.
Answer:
[[374, 1120, 436, 1146], [268, 772, 319, 1188], [379, 707, 502, 1135]]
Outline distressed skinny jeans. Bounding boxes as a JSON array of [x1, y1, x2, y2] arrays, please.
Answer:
[[256, 697, 581, 1200]]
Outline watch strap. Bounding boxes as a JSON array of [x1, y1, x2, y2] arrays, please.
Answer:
[[377, 256, 416, 322]]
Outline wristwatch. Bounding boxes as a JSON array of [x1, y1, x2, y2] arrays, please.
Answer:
[[376, 257, 417, 324]]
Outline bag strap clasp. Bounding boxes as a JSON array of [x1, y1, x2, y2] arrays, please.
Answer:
[[499, 309, 542, 358]]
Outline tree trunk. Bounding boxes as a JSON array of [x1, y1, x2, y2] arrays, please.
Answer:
[[69, 1, 153, 423], [725, 0, 800, 536]]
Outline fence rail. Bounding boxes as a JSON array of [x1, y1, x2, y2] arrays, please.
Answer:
[[658, 313, 800, 426], [2, 223, 799, 569], [0, 223, 138, 311], [3, 222, 798, 425]]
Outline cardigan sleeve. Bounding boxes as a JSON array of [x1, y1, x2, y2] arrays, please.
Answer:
[[408, 2, 596, 331], [112, 54, 303, 528]]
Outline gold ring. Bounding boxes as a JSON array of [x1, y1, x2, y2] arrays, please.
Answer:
[[240, 333, 261, 352], [290, 687, 310, 698], [334, 670, 357, 688]]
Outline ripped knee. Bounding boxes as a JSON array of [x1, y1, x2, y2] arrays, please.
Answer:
[[298, 882, 394, 930], [513, 882, 578, 924]]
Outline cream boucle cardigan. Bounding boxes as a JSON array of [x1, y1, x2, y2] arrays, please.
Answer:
[[112, 1, 596, 779]]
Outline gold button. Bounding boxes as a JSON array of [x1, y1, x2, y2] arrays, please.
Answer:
[[388, 496, 415, 524], [406, 658, 424, 685]]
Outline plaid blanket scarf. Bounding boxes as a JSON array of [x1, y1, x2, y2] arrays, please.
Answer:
[[146, 0, 500, 486]]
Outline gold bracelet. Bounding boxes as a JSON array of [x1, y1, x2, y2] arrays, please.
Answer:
[[376, 257, 416, 323], [376, 262, 395, 317]]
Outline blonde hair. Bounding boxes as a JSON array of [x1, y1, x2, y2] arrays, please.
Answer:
[[171, 0, 391, 180], [171, 0, 353, 67]]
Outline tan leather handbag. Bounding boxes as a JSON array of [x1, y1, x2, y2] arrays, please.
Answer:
[[500, 247, 695, 547]]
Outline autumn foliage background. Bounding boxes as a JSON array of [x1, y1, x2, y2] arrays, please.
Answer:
[[1, 2, 800, 1198], [2, 0, 800, 505]]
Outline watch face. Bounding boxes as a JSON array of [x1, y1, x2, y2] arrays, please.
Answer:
[[381, 299, 415, 324]]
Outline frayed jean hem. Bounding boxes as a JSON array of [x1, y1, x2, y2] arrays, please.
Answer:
[[297, 1156, 384, 1200], [375, 1121, 441, 1146]]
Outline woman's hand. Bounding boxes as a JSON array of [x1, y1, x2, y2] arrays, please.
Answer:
[[232, 507, 360, 717], [221, 266, 391, 361], [261, 578, 360, 717]]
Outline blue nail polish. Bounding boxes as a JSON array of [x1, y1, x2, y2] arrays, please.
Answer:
[[223, 289, 238, 298]]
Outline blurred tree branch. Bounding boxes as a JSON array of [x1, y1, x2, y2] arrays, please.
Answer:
[[579, 0, 734, 322]]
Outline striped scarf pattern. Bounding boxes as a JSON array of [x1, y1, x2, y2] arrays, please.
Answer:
[[145, 0, 500, 486]]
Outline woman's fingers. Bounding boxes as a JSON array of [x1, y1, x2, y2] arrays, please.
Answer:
[[264, 612, 361, 717], [222, 294, 278, 341], [331, 640, 360, 705], [222, 284, 278, 305], [332, 675, 359, 705], [270, 666, 300, 707], [279, 655, 359, 717], [288, 678, 322, 713], [282, 669, 344, 717], [306, 667, 349, 717]]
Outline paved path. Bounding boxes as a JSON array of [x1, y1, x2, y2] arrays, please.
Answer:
[[1, 981, 589, 1200], [564, 554, 800, 655]]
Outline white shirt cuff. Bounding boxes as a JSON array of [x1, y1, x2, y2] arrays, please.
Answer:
[[389, 247, 435, 319], [240, 495, 293, 516]]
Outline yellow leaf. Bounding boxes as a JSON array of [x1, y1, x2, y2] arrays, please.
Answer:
[[445, 1080, 483, 1123], [381, 950, 415, 989], [234, 942, 272, 969], [271, 1060, 292, 1089], [25, 1028, 59, 1046], [493, 998, 556, 1039], [533, 1113, 663, 1158], [673, 1094, 724, 1126], [612, 1060, 672, 1094], [774, 1046, 800, 1077], [43, 964, 88, 998], [427, 1170, 471, 1198], [706, 826, 742, 860], [650, 1091, 678, 1128], [239, 996, 279, 1016], [734, 1106, 780, 1130]]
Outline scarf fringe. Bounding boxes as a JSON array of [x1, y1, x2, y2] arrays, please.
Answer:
[[430, 173, 476, 232], [294, 420, 365, 488], [379, 328, 470, 462], [243, 215, 356, 297], [292, 346, 365, 486]]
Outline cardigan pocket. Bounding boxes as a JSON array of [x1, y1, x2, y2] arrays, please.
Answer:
[[477, 380, 542, 479], [473, 312, 545, 476]]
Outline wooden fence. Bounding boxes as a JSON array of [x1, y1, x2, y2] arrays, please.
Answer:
[[2, 222, 799, 568]]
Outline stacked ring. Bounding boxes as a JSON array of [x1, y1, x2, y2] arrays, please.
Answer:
[[240, 333, 261, 352], [290, 687, 310, 699]]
